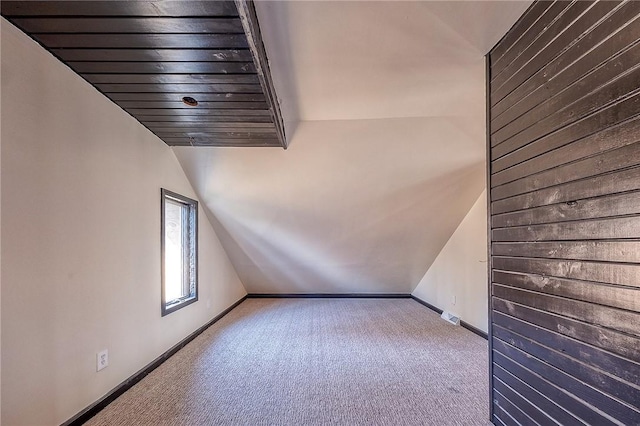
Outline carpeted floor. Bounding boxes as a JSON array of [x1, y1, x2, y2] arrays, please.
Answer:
[[86, 298, 489, 425]]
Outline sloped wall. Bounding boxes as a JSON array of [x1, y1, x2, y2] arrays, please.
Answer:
[[413, 190, 488, 333], [175, 117, 486, 294], [196, 0, 527, 296], [1, 19, 246, 425]]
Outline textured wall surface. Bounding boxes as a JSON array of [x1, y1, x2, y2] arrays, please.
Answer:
[[488, 1, 640, 424]]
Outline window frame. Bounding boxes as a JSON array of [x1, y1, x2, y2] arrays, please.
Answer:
[[161, 188, 198, 316]]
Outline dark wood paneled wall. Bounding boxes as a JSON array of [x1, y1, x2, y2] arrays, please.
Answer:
[[488, 1, 640, 424]]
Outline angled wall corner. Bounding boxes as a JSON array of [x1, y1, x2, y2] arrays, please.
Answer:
[[175, 117, 486, 295], [252, 0, 301, 147], [1, 18, 246, 425], [412, 190, 488, 333]]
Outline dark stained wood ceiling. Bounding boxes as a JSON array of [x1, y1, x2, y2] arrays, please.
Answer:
[[1, 1, 286, 148]]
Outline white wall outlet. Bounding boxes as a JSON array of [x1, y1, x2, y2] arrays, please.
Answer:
[[206, 299, 211, 309], [96, 349, 108, 372], [451, 295, 457, 305]]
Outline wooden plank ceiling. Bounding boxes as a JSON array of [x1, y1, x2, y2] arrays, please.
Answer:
[[1, 1, 286, 148]]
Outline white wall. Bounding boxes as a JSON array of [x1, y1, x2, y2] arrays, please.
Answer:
[[175, 118, 486, 294], [0, 19, 246, 425], [174, 0, 517, 295], [412, 190, 488, 333]]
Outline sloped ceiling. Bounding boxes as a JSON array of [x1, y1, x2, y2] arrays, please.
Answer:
[[175, 1, 532, 294]]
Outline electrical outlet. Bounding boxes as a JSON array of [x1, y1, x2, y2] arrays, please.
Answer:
[[206, 299, 211, 309], [97, 349, 108, 372], [451, 295, 457, 305]]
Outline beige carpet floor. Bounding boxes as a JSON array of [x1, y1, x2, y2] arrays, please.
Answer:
[[86, 298, 489, 425]]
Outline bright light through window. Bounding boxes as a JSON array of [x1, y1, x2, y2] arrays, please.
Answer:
[[161, 189, 198, 316], [164, 199, 184, 303]]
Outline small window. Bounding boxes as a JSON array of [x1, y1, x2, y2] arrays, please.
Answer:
[[161, 189, 198, 316]]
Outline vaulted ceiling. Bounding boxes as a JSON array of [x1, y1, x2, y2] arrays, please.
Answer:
[[174, 1, 533, 293], [2, 0, 532, 294]]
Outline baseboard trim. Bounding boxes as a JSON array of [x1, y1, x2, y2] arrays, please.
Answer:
[[410, 295, 488, 340], [247, 293, 411, 299], [410, 294, 443, 314], [63, 295, 247, 426], [460, 321, 488, 340]]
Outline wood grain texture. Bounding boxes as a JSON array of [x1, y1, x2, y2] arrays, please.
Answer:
[[492, 241, 640, 263], [492, 215, 640, 241], [152, 131, 277, 140], [489, 2, 640, 422], [116, 100, 268, 110], [83, 75, 260, 86], [105, 93, 266, 102], [492, 257, 640, 288], [95, 83, 263, 94], [137, 115, 273, 123], [493, 388, 538, 426], [32, 33, 249, 49], [492, 115, 640, 187], [492, 141, 640, 200], [144, 122, 275, 130], [0, 1, 239, 17], [493, 351, 616, 425], [492, 53, 640, 151], [493, 363, 584, 425], [491, 1, 572, 83], [494, 325, 640, 412], [493, 337, 640, 425], [124, 108, 271, 116], [1, 0, 285, 148], [492, 189, 640, 228], [493, 284, 640, 336], [492, 3, 640, 128], [490, 1, 553, 69], [492, 46, 640, 154], [493, 378, 556, 425], [492, 165, 640, 214], [9, 17, 244, 34], [73, 62, 256, 74], [493, 297, 640, 363], [491, 1, 618, 104], [492, 93, 640, 173], [235, 0, 287, 148], [491, 0, 594, 92], [52, 49, 253, 62], [493, 403, 519, 426], [492, 270, 640, 313], [493, 88, 640, 164], [494, 311, 640, 386]]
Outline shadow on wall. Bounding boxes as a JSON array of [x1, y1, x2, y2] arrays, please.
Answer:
[[254, 1, 301, 147], [203, 162, 485, 294]]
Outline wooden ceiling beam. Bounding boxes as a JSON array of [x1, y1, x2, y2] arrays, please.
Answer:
[[9, 17, 244, 34], [1, 0, 286, 148], [235, 0, 287, 149], [0, 1, 239, 17]]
